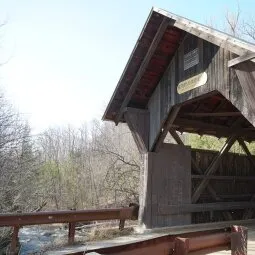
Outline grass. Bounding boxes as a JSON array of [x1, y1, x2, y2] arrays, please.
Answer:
[[86, 226, 134, 241]]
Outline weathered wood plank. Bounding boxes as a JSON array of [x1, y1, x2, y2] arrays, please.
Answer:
[[192, 175, 255, 180], [148, 85, 161, 150], [140, 144, 191, 228], [228, 52, 255, 67], [159, 201, 255, 215], [138, 153, 153, 227], [173, 118, 255, 138], [184, 112, 241, 117], [152, 144, 191, 227], [171, 19, 254, 57], [233, 62, 255, 117]]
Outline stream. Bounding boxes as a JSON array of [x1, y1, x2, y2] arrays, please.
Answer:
[[19, 226, 69, 254]]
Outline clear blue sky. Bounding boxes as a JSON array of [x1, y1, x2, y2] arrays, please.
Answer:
[[0, 0, 254, 133]]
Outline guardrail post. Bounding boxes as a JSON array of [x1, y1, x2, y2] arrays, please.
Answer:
[[68, 222, 76, 245], [174, 237, 189, 255], [10, 226, 19, 255], [119, 219, 125, 230], [231, 225, 248, 255]]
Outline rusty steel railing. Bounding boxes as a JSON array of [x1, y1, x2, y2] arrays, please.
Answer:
[[83, 225, 248, 255], [0, 205, 139, 255]]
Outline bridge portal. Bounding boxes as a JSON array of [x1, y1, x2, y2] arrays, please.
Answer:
[[103, 7, 255, 228]]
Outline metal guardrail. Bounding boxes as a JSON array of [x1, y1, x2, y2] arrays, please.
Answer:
[[0, 205, 248, 255], [83, 225, 248, 255], [0, 205, 139, 255]]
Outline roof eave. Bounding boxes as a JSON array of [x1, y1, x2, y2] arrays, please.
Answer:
[[102, 7, 157, 122]]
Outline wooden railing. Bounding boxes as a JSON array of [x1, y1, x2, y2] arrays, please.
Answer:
[[0, 205, 139, 255]]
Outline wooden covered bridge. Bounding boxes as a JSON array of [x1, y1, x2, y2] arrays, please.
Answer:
[[103, 7, 255, 229]]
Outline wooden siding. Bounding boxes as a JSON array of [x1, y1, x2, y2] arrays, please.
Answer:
[[230, 60, 255, 127], [191, 148, 255, 223], [152, 146, 255, 224], [148, 33, 255, 150], [139, 143, 191, 228]]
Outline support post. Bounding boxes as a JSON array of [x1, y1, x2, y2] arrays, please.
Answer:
[[119, 219, 125, 230], [68, 222, 76, 245], [231, 226, 248, 255], [10, 226, 19, 255], [139, 143, 191, 228], [175, 238, 189, 255]]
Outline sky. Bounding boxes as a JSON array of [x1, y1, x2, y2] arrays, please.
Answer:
[[0, 0, 254, 134]]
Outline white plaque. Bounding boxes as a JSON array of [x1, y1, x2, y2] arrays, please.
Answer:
[[184, 48, 199, 70], [177, 72, 207, 94]]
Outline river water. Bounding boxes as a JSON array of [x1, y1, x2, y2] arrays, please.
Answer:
[[19, 226, 69, 254]]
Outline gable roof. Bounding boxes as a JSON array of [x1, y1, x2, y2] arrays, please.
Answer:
[[103, 7, 255, 123]]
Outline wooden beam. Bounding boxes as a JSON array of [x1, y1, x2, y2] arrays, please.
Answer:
[[238, 138, 255, 171], [156, 7, 255, 58], [215, 194, 253, 200], [199, 194, 253, 200], [153, 106, 180, 152], [211, 100, 228, 125], [192, 175, 255, 181], [174, 118, 240, 131], [192, 135, 237, 203], [169, 130, 233, 220], [159, 201, 255, 215], [213, 100, 228, 112], [228, 52, 255, 67], [173, 118, 255, 138], [114, 17, 170, 124], [184, 112, 241, 117], [124, 107, 149, 153], [174, 118, 228, 130]]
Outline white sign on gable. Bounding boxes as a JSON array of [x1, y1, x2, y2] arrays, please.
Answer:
[[177, 72, 207, 94], [184, 48, 199, 71]]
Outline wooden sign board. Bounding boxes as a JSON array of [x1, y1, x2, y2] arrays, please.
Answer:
[[177, 72, 207, 94]]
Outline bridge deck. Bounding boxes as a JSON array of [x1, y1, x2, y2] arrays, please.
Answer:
[[46, 220, 255, 254], [211, 226, 255, 254]]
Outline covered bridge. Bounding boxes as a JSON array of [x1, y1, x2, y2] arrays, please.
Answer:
[[103, 7, 255, 228]]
